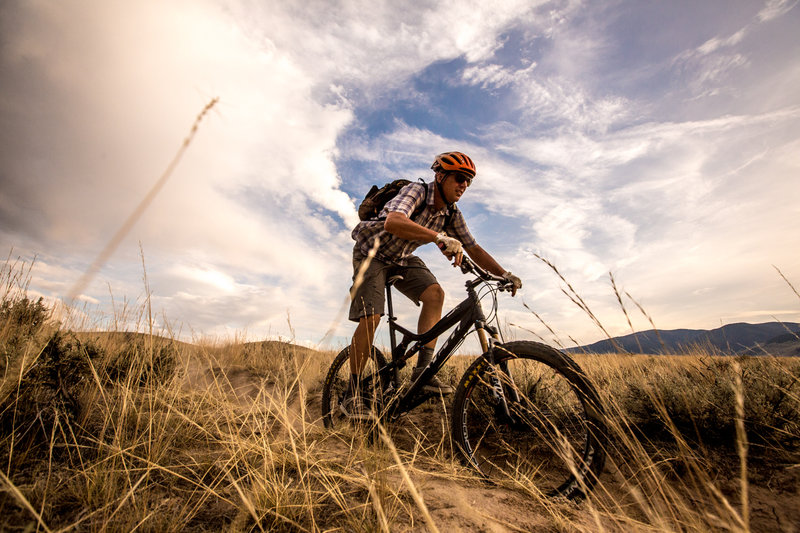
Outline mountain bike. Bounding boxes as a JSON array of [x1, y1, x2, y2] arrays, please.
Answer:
[[321, 257, 607, 499]]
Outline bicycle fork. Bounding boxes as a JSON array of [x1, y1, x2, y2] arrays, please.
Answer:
[[474, 308, 520, 420]]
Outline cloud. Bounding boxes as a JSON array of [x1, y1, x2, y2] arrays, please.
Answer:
[[462, 61, 538, 89], [229, 0, 547, 91], [345, 0, 800, 343], [0, 0, 558, 344], [0, 0, 364, 341], [460, 60, 629, 135], [758, 0, 799, 21], [671, 0, 798, 96]]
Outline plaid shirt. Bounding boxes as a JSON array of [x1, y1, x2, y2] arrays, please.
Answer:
[[352, 181, 477, 266]]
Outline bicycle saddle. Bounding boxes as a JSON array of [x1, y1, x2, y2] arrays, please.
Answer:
[[386, 275, 404, 287]]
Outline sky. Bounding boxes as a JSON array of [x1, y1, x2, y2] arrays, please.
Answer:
[[1, 0, 799, 351]]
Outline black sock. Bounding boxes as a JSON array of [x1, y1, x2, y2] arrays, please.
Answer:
[[415, 346, 434, 371]]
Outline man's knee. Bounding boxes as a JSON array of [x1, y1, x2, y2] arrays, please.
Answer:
[[419, 284, 445, 307]]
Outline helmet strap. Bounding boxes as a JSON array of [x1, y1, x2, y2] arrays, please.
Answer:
[[435, 174, 454, 210]]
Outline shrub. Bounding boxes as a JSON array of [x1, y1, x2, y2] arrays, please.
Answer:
[[0, 329, 102, 459], [0, 296, 52, 376], [611, 355, 800, 449]]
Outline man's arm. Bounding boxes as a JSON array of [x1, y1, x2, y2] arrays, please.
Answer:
[[464, 244, 505, 276], [385, 212, 465, 265], [384, 212, 438, 242], [384, 212, 506, 276], [465, 244, 522, 295]]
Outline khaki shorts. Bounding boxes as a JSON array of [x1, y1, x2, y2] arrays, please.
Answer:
[[348, 248, 438, 322]]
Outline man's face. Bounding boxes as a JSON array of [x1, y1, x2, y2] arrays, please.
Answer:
[[437, 171, 471, 203]]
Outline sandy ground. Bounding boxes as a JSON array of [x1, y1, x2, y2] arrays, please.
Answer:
[[182, 361, 800, 533]]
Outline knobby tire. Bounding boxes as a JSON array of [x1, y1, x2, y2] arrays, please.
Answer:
[[321, 346, 387, 429], [451, 341, 606, 500]]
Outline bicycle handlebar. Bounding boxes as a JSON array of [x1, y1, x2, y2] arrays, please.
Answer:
[[459, 257, 516, 291]]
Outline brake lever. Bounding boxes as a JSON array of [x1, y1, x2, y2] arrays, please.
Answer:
[[496, 280, 516, 292]]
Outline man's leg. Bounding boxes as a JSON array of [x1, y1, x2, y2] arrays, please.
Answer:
[[413, 283, 453, 394], [417, 283, 445, 348], [350, 313, 381, 376], [347, 248, 386, 381], [344, 313, 381, 419]]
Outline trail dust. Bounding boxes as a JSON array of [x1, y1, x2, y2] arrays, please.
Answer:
[[180, 355, 308, 437], [183, 363, 270, 405]]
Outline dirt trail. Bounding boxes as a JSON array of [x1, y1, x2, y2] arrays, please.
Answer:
[[179, 360, 549, 530]]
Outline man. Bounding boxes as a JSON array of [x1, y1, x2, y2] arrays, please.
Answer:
[[348, 151, 521, 404]]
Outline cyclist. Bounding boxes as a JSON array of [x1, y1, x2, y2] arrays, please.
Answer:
[[348, 151, 522, 408]]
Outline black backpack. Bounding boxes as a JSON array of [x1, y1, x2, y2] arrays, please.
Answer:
[[357, 179, 454, 230]]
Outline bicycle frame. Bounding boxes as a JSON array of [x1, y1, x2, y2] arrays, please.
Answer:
[[377, 272, 510, 417]]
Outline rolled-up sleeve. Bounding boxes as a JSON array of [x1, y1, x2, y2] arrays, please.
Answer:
[[449, 211, 477, 249]]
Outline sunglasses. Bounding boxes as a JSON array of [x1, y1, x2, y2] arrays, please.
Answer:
[[450, 173, 473, 186]]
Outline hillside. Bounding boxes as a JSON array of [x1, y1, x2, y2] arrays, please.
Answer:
[[570, 321, 800, 355]]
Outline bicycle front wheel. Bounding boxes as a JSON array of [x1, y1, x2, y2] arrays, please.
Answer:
[[321, 345, 387, 429], [452, 341, 606, 499]]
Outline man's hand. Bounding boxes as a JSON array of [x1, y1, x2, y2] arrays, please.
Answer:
[[502, 271, 522, 296], [435, 233, 463, 266]]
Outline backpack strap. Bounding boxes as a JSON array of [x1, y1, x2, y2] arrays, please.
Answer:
[[409, 180, 428, 222], [442, 205, 454, 234]]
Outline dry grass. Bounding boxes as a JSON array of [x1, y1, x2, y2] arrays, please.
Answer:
[[1, 256, 798, 532]]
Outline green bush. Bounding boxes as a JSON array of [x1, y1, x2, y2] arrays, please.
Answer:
[[0, 296, 50, 333]]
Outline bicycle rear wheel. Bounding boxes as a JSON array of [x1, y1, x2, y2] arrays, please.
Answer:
[[451, 341, 606, 499], [321, 345, 388, 428]]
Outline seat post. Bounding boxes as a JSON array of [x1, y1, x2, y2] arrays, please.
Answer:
[[386, 282, 397, 349], [385, 282, 395, 320], [385, 275, 405, 352]]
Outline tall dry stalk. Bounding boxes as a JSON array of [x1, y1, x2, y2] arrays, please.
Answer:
[[774, 265, 800, 301], [625, 291, 667, 353], [533, 253, 626, 353], [733, 361, 750, 532], [66, 97, 219, 303], [610, 272, 643, 353]]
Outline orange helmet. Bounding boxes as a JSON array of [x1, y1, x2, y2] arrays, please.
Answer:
[[431, 151, 476, 177]]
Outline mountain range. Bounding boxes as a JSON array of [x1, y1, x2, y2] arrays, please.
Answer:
[[568, 322, 800, 356]]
